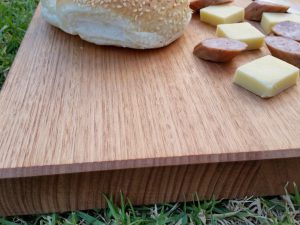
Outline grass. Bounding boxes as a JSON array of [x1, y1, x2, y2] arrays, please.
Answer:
[[0, 0, 39, 89], [1, 184, 300, 225], [0, 0, 300, 224]]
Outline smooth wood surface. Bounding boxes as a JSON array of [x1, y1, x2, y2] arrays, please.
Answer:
[[1, 0, 300, 179], [1, 157, 300, 216]]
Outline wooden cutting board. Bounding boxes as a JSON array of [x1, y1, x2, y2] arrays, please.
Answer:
[[0, 0, 300, 216]]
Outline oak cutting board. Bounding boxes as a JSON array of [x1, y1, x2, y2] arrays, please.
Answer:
[[0, 0, 300, 179]]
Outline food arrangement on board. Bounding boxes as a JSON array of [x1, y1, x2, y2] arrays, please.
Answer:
[[193, 0, 300, 98], [40, 0, 300, 98]]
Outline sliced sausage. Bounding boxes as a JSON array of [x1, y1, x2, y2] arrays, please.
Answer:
[[190, 0, 233, 11], [272, 21, 300, 42], [245, 1, 289, 21], [193, 38, 247, 63], [265, 36, 300, 68]]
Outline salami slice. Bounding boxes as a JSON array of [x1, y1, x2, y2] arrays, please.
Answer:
[[245, 1, 289, 21], [265, 36, 300, 68], [193, 38, 247, 63], [272, 21, 300, 42]]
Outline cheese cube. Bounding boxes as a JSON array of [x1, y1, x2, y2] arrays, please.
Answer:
[[261, 12, 300, 34], [200, 5, 244, 26], [216, 22, 265, 50], [233, 55, 299, 98]]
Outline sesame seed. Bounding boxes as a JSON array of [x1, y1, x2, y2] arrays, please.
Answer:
[[72, 0, 191, 38]]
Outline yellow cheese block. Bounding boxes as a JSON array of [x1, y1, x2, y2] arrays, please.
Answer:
[[200, 5, 244, 26], [261, 12, 300, 34], [233, 55, 299, 98], [216, 22, 265, 50]]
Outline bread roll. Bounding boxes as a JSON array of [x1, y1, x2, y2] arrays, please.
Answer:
[[41, 0, 192, 49]]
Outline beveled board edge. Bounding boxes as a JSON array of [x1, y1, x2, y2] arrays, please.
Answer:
[[1, 148, 300, 179], [1, 157, 300, 216]]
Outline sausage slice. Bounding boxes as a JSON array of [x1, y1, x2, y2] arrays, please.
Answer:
[[193, 38, 247, 63], [245, 1, 289, 21], [190, 0, 233, 11], [265, 36, 300, 68], [272, 21, 300, 42]]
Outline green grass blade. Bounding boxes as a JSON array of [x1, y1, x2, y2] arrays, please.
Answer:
[[0, 218, 20, 225], [76, 212, 105, 225]]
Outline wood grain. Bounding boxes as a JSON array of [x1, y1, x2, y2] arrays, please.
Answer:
[[0, 1, 300, 174], [0, 1, 300, 178], [1, 157, 300, 216], [1, 1, 300, 215]]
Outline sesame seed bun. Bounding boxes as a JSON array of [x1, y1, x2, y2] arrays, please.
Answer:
[[41, 0, 192, 49]]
